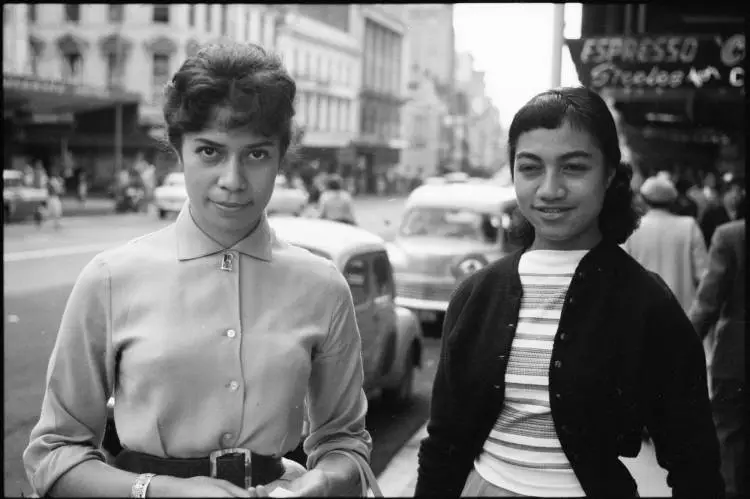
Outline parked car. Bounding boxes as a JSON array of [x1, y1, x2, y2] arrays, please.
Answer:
[[266, 175, 308, 217], [153, 172, 187, 219], [3, 169, 48, 223], [103, 217, 424, 457], [386, 179, 521, 329], [153, 173, 308, 219]]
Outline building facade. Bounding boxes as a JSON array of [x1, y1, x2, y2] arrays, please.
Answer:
[[404, 4, 455, 87], [355, 5, 409, 194], [401, 68, 449, 180], [3, 4, 31, 76], [274, 5, 361, 184]]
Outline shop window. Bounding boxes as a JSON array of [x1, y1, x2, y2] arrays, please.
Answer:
[[221, 5, 228, 35], [108, 5, 124, 23], [258, 12, 265, 46], [344, 256, 371, 306], [62, 52, 83, 84], [106, 52, 125, 89], [188, 5, 195, 28], [245, 11, 251, 41], [205, 4, 212, 32], [28, 4, 37, 23], [152, 54, 171, 104], [65, 4, 80, 23], [153, 5, 169, 24]]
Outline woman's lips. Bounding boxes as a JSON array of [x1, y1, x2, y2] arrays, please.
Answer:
[[213, 200, 252, 212], [534, 206, 573, 220]]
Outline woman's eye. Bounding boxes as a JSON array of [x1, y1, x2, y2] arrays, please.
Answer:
[[517, 164, 540, 173], [196, 146, 219, 160], [247, 150, 270, 161], [564, 163, 589, 172]]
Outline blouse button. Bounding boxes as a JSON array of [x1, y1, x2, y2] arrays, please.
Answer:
[[226, 329, 237, 339], [554, 360, 563, 369], [229, 381, 239, 391]]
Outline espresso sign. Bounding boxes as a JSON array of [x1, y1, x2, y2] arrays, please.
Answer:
[[566, 34, 744, 90]]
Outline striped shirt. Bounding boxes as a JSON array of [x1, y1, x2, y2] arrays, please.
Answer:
[[474, 249, 589, 497]]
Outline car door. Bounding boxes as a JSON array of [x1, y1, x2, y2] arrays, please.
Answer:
[[371, 251, 398, 377], [342, 253, 378, 387]]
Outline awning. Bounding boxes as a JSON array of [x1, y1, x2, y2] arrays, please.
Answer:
[[3, 73, 141, 115]]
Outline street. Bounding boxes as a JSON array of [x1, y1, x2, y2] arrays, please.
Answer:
[[5, 196, 666, 497]]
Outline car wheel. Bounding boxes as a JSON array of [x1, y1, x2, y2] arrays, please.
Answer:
[[383, 346, 415, 406], [158, 209, 168, 219]]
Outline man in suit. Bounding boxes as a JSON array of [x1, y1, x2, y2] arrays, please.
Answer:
[[700, 177, 745, 249], [689, 220, 746, 497]]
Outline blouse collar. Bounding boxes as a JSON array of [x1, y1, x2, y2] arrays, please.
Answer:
[[174, 201, 273, 262]]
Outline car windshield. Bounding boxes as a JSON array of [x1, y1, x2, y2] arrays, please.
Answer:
[[399, 207, 496, 242]]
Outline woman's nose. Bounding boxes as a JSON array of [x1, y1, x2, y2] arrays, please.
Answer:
[[217, 158, 246, 192], [538, 171, 565, 200]]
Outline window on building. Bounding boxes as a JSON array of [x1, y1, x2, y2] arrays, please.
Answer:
[[319, 95, 327, 131], [28, 4, 37, 23], [304, 52, 311, 79], [29, 41, 40, 75], [258, 12, 265, 46], [245, 11, 251, 41], [65, 4, 80, 23], [221, 5, 228, 35], [327, 59, 333, 84], [108, 5, 124, 23], [205, 4, 212, 32], [152, 53, 171, 104], [308, 93, 317, 131], [106, 52, 125, 89], [297, 91, 307, 126], [331, 98, 339, 131], [62, 52, 83, 83], [188, 5, 195, 27], [153, 5, 169, 24], [341, 100, 349, 132]]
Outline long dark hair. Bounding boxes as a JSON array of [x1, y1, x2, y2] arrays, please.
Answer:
[[508, 87, 641, 246]]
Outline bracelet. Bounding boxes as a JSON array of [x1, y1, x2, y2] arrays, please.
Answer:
[[130, 473, 157, 498]]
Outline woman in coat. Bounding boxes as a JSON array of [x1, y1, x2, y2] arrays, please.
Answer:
[[24, 42, 371, 498], [415, 87, 723, 497]]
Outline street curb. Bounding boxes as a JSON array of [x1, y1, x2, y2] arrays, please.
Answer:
[[376, 423, 427, 497]]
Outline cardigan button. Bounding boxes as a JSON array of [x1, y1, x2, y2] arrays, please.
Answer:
[[555, 393, 562, 400], [559, 332, 568, 341], [554, 360, 563, 369]]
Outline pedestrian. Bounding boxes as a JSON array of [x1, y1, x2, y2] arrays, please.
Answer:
[[699, 176, 745, 250], [77, 169, 88, 206], [415, 86, 722, 498], [319, 174, 356, 225], [45, 171, 65, 230], [689, 220, 746, 498], [24, 41, 373, 498], [33, 160, 48, 190], [672, 177, 699, 218], [623, 176, 708, 313]]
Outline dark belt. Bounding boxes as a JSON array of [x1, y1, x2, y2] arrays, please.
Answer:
[[114, 448, 285, 489]]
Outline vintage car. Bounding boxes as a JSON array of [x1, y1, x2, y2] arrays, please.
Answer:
[[103, 217, 424, 458], [153, 172, 307, 219], [153, 171, 187, 218], [3, 169, 48, 223], [386, 179, 521, 327], [266, 175, 308, 217]]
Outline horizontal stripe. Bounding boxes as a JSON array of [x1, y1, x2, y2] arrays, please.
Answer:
[[487, 430, 562, 448], [505, 380, 549, 391], [485, 434, 562, 453], [484, 441, 571, 464], [505, 393, 550, 406], [483, 450, 573, 470], [514, 331, 557, 342]]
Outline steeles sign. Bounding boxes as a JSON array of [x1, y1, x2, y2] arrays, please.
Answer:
[[566, 34, 745, 91]]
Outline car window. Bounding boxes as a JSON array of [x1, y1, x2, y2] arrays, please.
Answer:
[[399, 207, 485, 241], [4, 177, 22, 188], [371, 252, 394, 299], [343, 255, 371, 306]]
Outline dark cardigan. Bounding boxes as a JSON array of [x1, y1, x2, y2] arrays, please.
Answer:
[[415, 241, 724, 498]]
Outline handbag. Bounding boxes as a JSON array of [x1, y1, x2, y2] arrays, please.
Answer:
[[325, 450, 383, 498]]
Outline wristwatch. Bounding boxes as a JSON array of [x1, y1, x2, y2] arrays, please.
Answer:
[[131, 473, 156, 498]]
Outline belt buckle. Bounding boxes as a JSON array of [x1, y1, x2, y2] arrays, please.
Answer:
[[209, 448, 252, 489]]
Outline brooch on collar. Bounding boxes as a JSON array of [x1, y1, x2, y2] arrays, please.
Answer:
[[220, 253, 234, 271]]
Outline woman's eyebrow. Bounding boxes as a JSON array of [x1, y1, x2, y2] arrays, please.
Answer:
[[559, 151, 593, 160], [194, 138, 225, 147]]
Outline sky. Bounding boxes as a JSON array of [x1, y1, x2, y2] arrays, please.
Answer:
[[454, 3, 583, 129]]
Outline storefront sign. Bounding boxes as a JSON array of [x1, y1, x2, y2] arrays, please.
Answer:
[[3, 73, 136, 102], [566, 34, 744, 91]]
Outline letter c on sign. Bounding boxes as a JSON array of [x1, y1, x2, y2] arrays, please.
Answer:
[[730, 67, 744, 87]]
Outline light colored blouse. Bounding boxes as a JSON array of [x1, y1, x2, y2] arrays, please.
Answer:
[[23, 203, 372, 496]]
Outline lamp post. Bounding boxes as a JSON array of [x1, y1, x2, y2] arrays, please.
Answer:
[[550, 3, 565, 88]]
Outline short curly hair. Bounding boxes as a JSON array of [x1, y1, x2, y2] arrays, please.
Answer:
[[508, 87, 642, 246], [162, 42, 296, 157]]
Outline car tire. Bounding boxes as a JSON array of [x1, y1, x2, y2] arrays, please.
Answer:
[[383, 345, 415, 406], [158, 209, 168, 219]]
